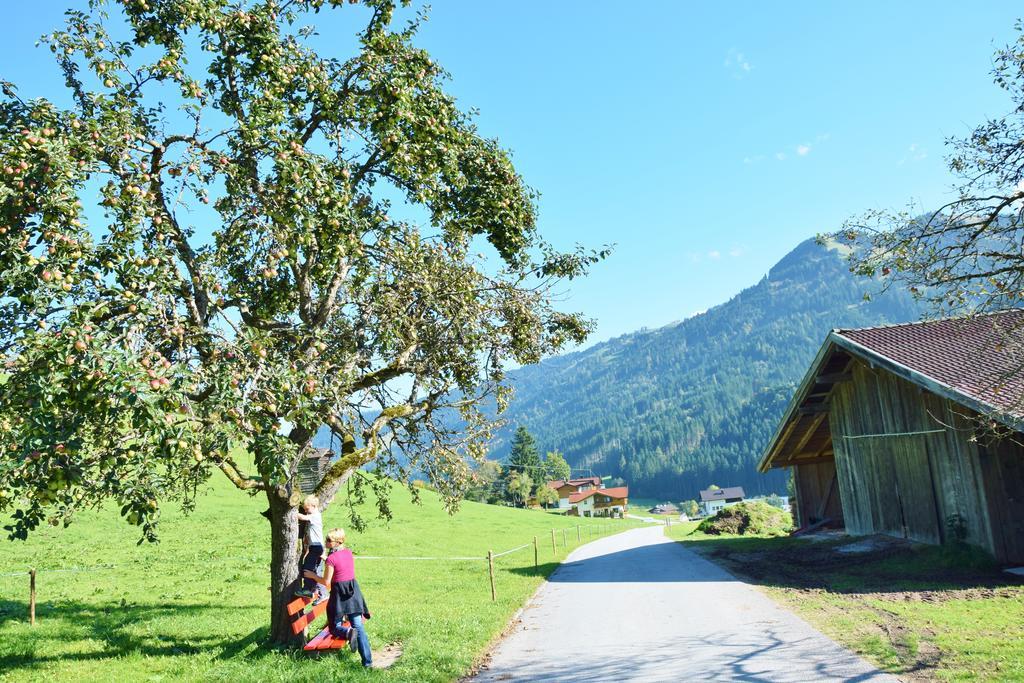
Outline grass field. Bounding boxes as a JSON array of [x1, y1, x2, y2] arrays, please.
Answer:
[[667, 523, 1024, 681], [0, 474, 639, 682]]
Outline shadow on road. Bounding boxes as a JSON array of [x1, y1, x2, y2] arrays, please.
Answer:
[[475, 629, 893, 682], [508, 535, 734, 583]]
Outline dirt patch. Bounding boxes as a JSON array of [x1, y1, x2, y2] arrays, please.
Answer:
[[866, 601, 941, 679], [836, 536, 910, 554], [371, 642, 403, 669], [873, 586, 1022, 603]]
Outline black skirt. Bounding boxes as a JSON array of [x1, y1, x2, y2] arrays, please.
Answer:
[[327, 578, 371, 624]]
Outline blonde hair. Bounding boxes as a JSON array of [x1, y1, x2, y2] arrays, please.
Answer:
[[326, 528, 346, 546], [303, 494, 320, 511]]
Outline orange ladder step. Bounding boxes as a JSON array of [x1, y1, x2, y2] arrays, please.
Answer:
[[290, 599, 328, 635]]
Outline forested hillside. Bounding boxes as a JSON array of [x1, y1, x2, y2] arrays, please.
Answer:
[[490, 238, 923, 500]]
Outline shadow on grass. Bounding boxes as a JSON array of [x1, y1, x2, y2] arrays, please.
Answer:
[[676, 532, 1024, 595], [506, 561, 561, 578], [0, 598, 279, 674]]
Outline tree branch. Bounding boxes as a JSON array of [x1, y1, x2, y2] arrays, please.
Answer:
[[348, 342, 418, 392], [150, 136, 211, 325], [203, 451, 266, 491]]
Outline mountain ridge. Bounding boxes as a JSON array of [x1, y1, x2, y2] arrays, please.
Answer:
[[489, 237, 923, 500]]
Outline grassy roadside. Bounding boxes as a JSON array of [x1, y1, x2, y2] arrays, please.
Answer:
[[666, 523, 1024, 681], [0, 474, 641, 682]]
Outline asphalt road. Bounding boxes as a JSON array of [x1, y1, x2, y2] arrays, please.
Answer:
[[472, 525, 898, 683]]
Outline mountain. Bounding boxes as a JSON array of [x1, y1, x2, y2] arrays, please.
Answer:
[[489, 238, 924, 501]]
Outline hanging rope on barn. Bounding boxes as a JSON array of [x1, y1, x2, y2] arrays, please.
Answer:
[[840, 429, 946, 440]]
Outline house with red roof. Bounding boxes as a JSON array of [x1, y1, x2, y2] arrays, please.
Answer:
[[547, 477, 602, 510], [759, 311, 1024, 563], [567, 486, 629, 518]]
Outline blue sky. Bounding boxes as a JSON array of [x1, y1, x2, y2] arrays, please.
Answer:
[[3, 2, 1023, 347]]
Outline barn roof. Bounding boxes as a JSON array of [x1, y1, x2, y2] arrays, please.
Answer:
[[758, 309, 1024, 472]]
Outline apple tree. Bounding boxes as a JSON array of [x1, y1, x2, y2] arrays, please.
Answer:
[[0, 0, 603, 645]]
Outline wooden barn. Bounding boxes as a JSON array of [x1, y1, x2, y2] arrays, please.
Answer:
[[758, 310, 1024, 563]]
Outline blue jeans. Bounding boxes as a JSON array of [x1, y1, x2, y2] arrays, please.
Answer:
[[300, 544, 323, 591], [337, 613, 372, 667]]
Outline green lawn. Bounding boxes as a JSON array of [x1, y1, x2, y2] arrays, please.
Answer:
[[0, 475, 639, 682], [666, 524, 1024, 681]]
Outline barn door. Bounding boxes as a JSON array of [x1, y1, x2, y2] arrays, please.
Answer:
[[979, 441, 1024, 563], [889, 436, 943, 545]]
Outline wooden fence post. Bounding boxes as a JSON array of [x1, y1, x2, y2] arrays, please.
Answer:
[[550, 528, 556, 555], [29, 568, 36, 626], [533, 536, 539, 575], [487, 551, 496, 602], [577, 525, 581, 543]]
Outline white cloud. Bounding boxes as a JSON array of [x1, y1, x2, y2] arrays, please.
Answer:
[[724, 49, 752, 78], [746, 134, 827, 165], [729, 247, 744, 258], [708, 250, 721, 260], [898, 143, 928, 166]]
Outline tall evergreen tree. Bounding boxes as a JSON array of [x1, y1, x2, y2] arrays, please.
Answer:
[[505, 425, 543, 493]]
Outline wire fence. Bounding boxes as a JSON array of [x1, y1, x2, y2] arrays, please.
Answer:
[[0, 563, 116, 577], [492, 543, 531, 559], [2, 520, 636, 624]]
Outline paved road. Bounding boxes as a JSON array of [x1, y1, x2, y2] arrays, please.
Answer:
[[472, 525, 897, 683]]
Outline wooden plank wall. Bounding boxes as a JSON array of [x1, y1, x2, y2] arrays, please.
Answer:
[[830, 360, 998, 554], [979, 436, 1024, 563], [794, 460, 843, 528]]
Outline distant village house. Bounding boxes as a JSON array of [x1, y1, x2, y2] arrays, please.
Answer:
[[699, 486, 745, 516], [759, 311, 1024, 563]]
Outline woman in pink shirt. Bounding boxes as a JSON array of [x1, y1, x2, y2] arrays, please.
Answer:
[[317, 527, 372, 667]]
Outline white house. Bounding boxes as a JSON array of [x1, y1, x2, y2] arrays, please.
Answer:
[[699, 486, 745, 516], [568, 486, 629, 518], [570, 490, 596, 516]]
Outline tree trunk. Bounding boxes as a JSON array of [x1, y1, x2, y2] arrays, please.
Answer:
[[267, 492, 305, 647]]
